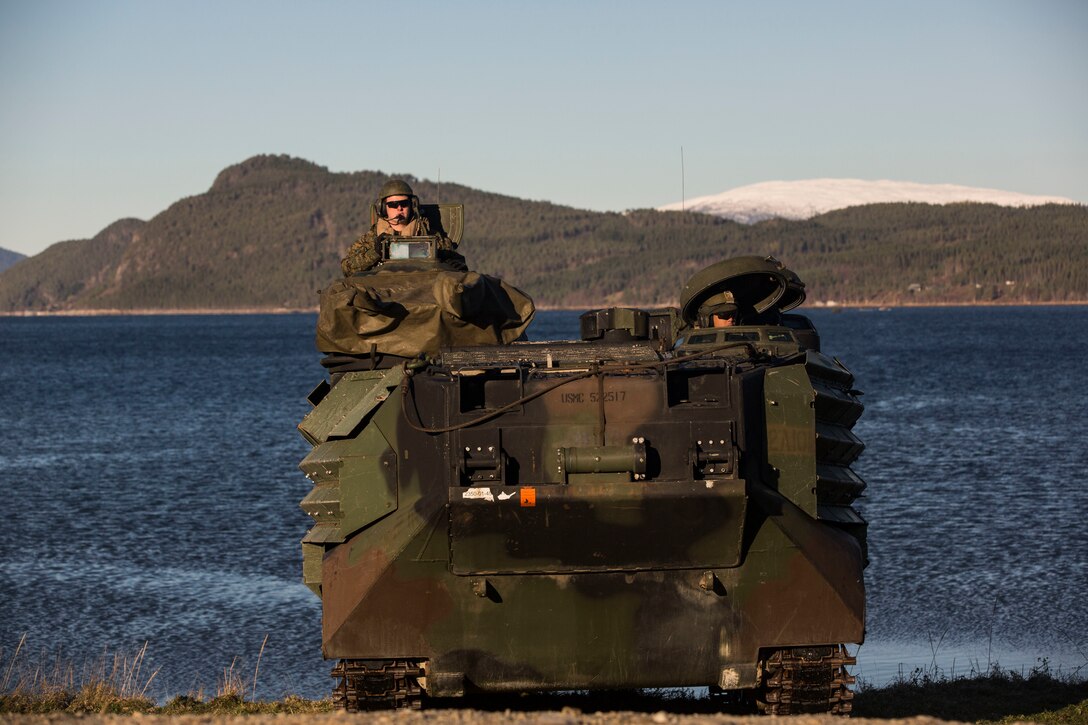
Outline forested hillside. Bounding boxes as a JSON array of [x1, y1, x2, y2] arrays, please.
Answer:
[[0, 154, 1084, 312], [0, 247, 25, 275]]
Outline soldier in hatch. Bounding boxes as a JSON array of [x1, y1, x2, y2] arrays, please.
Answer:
[[701, 291, 779, 327], [700, 291, 742, 327], [340, 179, 464, 275]]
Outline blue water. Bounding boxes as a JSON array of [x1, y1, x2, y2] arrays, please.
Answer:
[[0, 307, 1085, 698], [815, 306, 1088, 684]]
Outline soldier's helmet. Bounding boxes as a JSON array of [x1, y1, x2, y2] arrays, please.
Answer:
[[698, 291, 738, 326], [377, 179, 419, 219]]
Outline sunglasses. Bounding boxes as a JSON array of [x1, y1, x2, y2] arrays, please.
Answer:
[[385, 199, 411, 210]]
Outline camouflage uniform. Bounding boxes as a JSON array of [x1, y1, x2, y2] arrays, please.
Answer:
[[340, 217, 464, 276]]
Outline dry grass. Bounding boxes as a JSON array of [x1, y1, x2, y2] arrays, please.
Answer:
[[854, 659, 1088, 723], [0, 635, 331, 715], [4, 635, 1086, 721], [0, 635, 159, 713]]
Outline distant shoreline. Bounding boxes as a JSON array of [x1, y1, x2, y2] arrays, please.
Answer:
[[1, 299, 1087, 317]]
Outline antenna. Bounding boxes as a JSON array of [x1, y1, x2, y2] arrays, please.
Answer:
[[437, 167, 441, 205], [681, 146, 686, 213]]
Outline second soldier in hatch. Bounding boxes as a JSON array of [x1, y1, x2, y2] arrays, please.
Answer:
[[340, 179, 464, 275]]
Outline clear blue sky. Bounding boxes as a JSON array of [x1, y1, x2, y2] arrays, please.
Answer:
[[1, 0, 1085, 256]]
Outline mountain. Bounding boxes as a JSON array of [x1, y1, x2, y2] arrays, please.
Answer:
[[658, 179, 1080, 223], [1, 156, 1086, 312], [0, 247, 25, 274]]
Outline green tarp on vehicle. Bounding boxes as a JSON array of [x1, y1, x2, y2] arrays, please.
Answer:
[[316, 266, 535, 357]]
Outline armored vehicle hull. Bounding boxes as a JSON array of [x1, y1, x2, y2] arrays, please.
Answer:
[[299, 255, 866, 714]]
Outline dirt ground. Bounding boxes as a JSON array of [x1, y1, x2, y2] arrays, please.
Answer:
[[1, 714, 980, 725]]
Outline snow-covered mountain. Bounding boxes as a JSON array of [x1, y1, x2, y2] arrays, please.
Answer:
[[657, 179, 1079, 223]]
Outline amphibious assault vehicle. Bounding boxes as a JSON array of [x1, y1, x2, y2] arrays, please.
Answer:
[[298, 208, 867, 714]]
